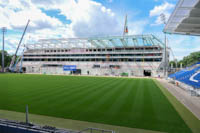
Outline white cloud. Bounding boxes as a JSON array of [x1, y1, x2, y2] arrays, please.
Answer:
[[0, 0, 66, 54], [149, 2, 175, 25], [0, 8, 10, 28], [0, 0, 62, 31], [30, 0, 146, 37], [32, 0, 120, 37], [150, 2, 174, 17], [0, 0, 148, 54], [10, 9, 62, 31], [128, 20, 148, 35], [30, 0, 65, 9], [0, 0, 147, 38], [0, 34, 21, 55]]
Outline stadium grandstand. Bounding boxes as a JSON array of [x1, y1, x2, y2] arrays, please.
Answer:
[[20, 34, 169, 77], [169, 62, 200, 96], [165, 0, 200, 96]]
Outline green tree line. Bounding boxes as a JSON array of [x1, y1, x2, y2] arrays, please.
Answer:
[[169, 51, 200, 68]]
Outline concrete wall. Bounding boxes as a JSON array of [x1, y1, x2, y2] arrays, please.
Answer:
[[23, 61, 164, 77]]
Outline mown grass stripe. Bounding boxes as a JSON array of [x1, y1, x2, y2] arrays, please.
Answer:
[[0, 74, 193, 133]]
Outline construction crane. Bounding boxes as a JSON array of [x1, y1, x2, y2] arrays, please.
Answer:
[[9, 20, 30, 72], [13, 45, 26, 73]]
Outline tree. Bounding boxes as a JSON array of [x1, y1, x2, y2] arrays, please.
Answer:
[[169, 61, 176, 68], [179, 51, 200, 67], [0, 50, 12, 67]]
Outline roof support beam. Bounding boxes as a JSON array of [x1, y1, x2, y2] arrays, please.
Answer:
[[109, 39, 117, 47], [142, 38, 146, 46], [152, 36, 164, 47], [149, 38, 155, 46], [97, 40, 109, 47], [146, 38, 152, 46], [120, 38, 127, 47], [88, 40, 101, 48], [132, 38, 138, 46]]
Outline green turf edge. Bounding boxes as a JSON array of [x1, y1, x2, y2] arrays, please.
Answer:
[[0, 109, 164, 133], [154, 79, 200, 133]]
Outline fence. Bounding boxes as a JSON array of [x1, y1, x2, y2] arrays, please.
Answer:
[[77, 127, 115, 133]]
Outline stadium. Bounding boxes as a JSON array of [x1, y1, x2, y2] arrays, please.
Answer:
[[0, 0, 200, 133]]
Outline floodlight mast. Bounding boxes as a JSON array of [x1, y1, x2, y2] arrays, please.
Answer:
[[9, 20, 30, 72], [160, 13, 168, 78], [1, 27, 6, 73]]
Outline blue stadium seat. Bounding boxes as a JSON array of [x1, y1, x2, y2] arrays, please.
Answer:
[[168, 62, 200, 88]]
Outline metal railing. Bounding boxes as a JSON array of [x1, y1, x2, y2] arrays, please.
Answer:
[[77, 127, 115, 133]]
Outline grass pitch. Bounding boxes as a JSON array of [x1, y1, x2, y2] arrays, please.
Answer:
[[0, 74, 192, 133]]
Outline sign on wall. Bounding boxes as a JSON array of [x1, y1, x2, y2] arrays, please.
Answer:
[[63, 65, 76, 71]]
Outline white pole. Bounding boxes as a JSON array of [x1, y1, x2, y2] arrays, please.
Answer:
[[2, 27, 6, 73]]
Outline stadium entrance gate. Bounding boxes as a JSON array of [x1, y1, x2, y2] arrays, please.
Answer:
[[71, 69, 81, 75], [144, 70, 151, 76]]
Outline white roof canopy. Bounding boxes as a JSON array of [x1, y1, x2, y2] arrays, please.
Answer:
[[164, 0, 200, 36]]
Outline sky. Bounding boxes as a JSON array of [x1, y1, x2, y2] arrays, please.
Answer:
[[0, 0, 200, 60]]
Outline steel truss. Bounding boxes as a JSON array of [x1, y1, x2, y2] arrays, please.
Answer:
[[26, 34, 165, 50]]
